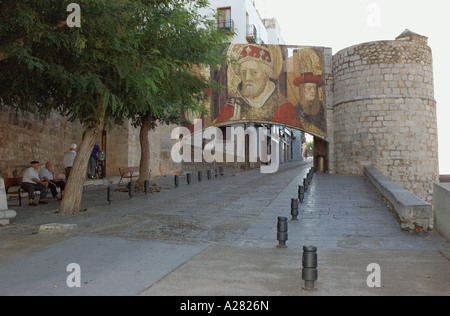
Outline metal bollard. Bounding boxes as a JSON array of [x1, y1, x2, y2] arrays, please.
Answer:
[[107, 186, 112, 204], [128, 182, 135, 199], [174, 175, 179, 188], [277, 217, 288, 248], [187, 173, 191, 185], [291, 198, 299, 221], [303, 178, 308, 191], [198, 171, 202, 182], [207, 169, 211, 180], [302, 246, 318, 290], [144, 180, 150, 195], [298, 185, 305, 202]]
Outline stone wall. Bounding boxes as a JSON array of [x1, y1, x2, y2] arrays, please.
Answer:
[[105, 121, 181, 178], [147, 123, 182, 177], [322, 47, 335, 173], [0, 104, 83, 179], [0, 104, 181, 180], [331, 31, 439, 203]]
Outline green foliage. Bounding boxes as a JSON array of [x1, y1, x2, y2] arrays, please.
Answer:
[[0, 0, 231, 127]]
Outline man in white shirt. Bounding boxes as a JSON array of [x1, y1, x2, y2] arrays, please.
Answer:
[[63, 143, 78, 181], [39, 162, 66, 201], [20, 161, 49, 206]]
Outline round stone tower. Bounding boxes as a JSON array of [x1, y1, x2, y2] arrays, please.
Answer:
[[332, 30, 438, 203]]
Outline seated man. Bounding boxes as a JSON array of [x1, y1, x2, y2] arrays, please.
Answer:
[[20, 161, 48, 206], [39, 162, 65, 201]]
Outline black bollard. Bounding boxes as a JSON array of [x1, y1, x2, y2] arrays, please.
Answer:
[[302, 246, 318, 290], [303, 178, 308, 191], [198, 171, 202, 182], [144, 180, 150, 195], [277, 217, 288, 248], [107, 186, 112, 204], [187, 173, 191, 185], [291, 198, 299, 221], [128, 182, 135, 199], [174, 175, 179, 188], [298, 185, 305, 202], [207, 169, 211, 180]]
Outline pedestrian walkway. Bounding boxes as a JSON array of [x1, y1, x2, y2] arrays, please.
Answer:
[[236, 170, 448, 251], [1, 160, 449, 296]]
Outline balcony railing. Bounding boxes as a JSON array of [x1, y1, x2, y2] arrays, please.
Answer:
[[218, 19, 234, 32], [246, 24, 258, 44]]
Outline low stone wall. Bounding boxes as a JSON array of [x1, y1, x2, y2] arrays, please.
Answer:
[[363, 166, 432, 231], [433, 183, 450, 242]]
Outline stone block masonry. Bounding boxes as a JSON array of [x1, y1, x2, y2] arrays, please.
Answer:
[[104, 121, 181, 178], [0, 103, 83, 179], [0, 104, 181, 180]]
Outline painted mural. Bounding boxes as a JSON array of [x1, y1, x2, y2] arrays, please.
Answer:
[[191, 44, 327, 138]]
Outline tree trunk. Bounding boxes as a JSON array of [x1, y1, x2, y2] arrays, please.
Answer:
[[58, 112, 105, 214], [136, 114, 155, 190]]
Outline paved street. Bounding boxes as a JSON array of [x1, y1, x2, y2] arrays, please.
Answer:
[[0, 160, 449, 296]]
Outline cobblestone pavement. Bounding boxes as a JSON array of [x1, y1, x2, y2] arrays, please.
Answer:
[[1, 159, 449, 296]]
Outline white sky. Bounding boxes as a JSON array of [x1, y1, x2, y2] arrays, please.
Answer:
[[254, 0, 450, 174]]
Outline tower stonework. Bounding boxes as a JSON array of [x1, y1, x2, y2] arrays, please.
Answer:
[[331, 30, 439, 203]]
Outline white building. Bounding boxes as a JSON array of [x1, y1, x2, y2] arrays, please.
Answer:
[[199, 0, 283, 45], [263, 18, 286, 45]]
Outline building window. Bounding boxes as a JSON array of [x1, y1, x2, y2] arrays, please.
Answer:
[[218, 7, 233, 30]]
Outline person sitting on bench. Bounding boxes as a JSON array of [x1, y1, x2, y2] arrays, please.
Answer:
[[39, 162, 65, 201], [21, 161, 49, 206]]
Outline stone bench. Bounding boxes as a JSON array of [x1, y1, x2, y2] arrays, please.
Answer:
[[363, 166, 432, 232]]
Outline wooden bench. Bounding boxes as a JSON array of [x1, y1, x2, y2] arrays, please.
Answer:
[[4, 177, 57, 206], [4, 177, 24, 206], [118, 166, 152, 186], [118, 167, 140, 186]]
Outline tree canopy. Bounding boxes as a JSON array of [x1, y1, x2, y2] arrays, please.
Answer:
[[1, 0, 228, 126]]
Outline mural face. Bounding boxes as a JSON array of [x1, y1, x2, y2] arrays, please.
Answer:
[[194, 44, 327, 138]]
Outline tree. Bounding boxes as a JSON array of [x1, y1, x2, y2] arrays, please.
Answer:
[[130, 1, 230, 189], [0, 0, 228, 213]]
